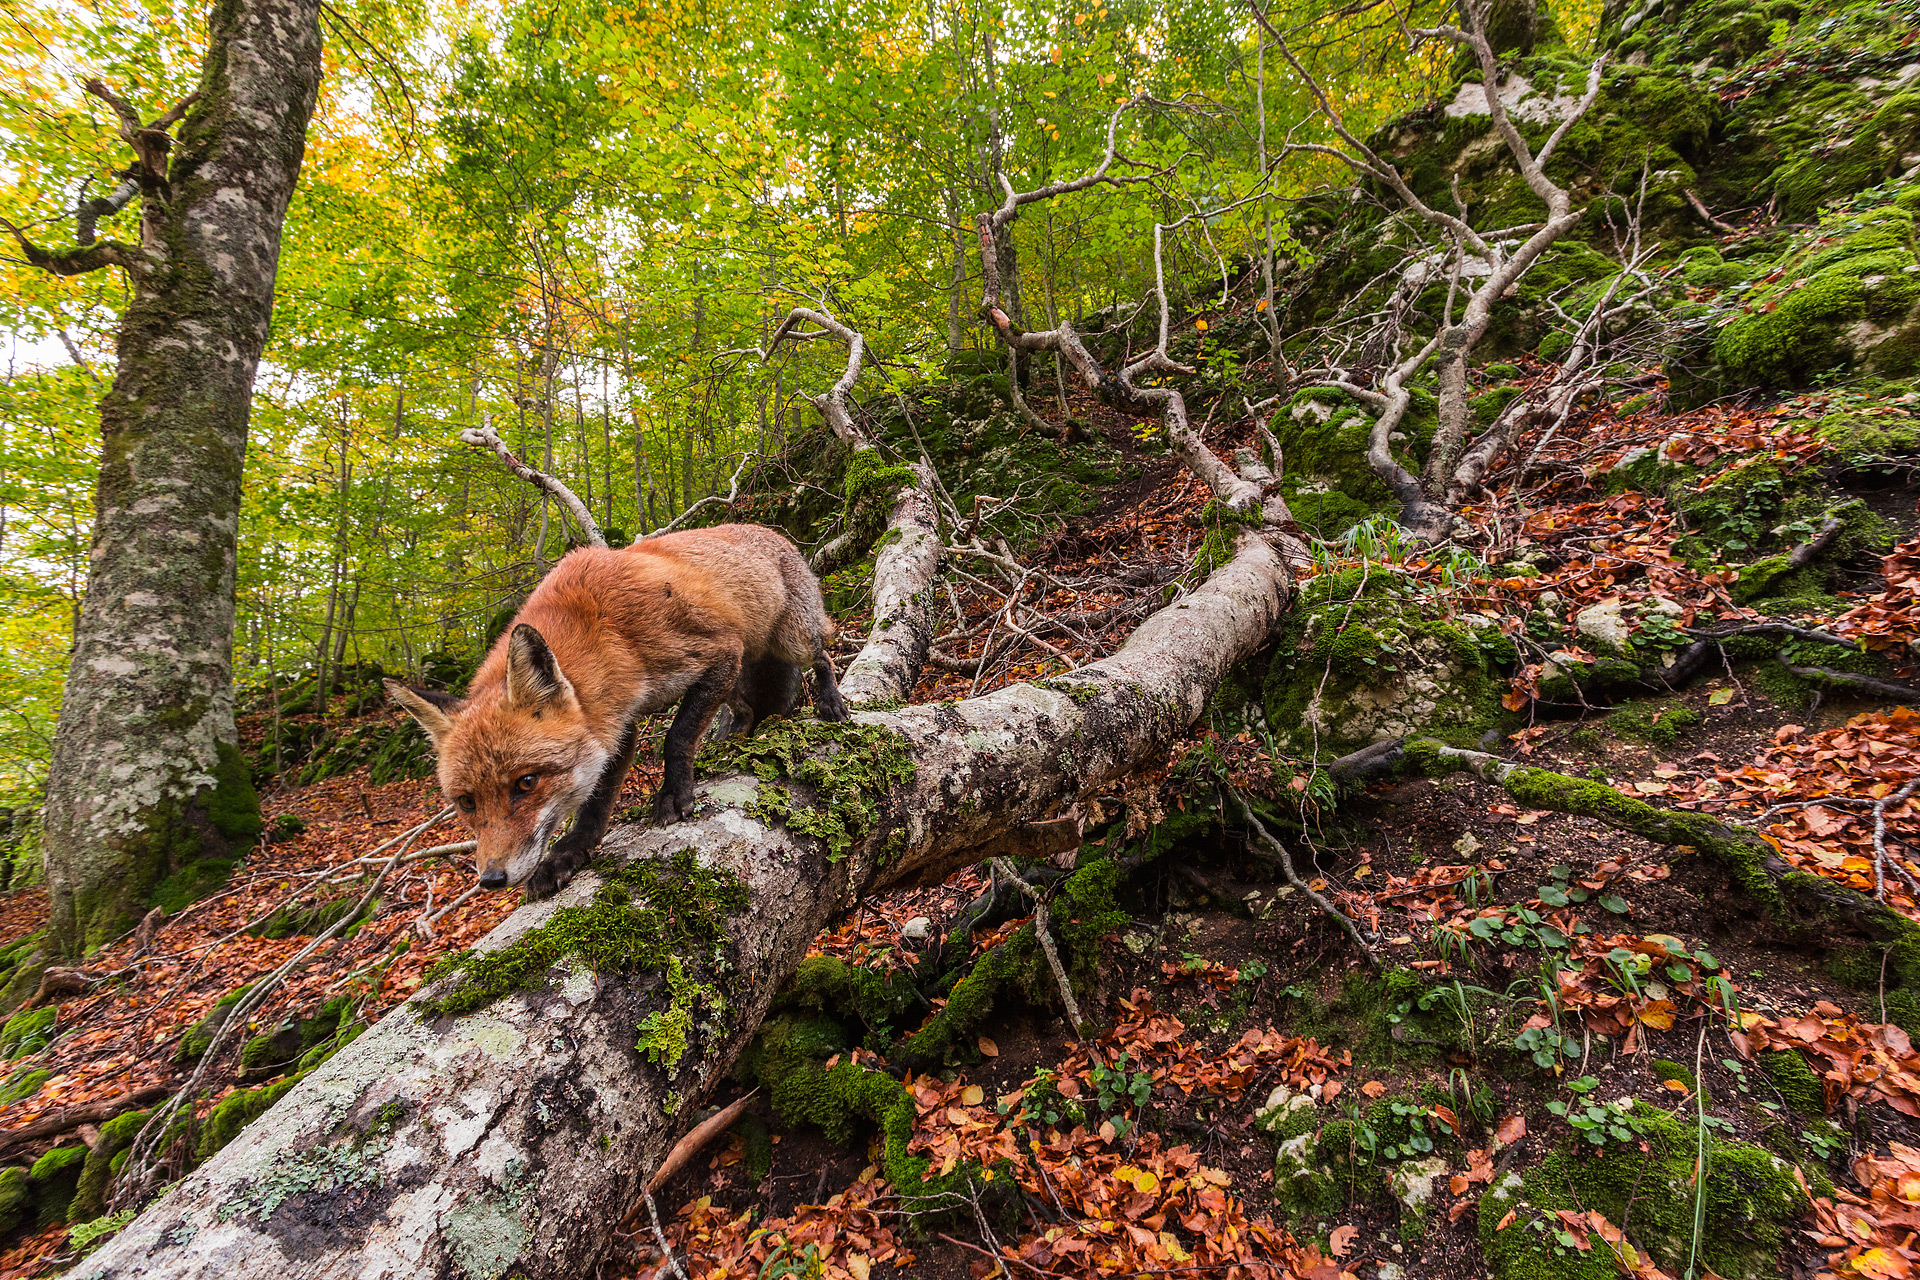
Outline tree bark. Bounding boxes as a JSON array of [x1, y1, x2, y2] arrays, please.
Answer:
[[80, 526, 1293, 1278], [39, 0, 322, 955]]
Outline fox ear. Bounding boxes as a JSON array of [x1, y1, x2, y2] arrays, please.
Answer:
[[505, 624, 576, 712], [385, 679, 463, 743]]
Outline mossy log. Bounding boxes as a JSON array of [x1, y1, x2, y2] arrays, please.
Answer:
[[81, 528, 1294, 1279], [1403, 739, 1920, 949]]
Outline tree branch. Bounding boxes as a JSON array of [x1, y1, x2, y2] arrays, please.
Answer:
[[459, 417, 607, 548]]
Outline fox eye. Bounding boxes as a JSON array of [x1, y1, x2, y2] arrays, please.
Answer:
[[513, 773, 538, 796], [456, 795, 476, 813]]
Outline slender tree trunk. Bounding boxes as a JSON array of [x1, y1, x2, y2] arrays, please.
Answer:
[[38, 0, 322, 955]]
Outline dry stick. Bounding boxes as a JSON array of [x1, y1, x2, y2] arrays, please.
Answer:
[[644, 1192, 689, 1280], [460, 417, 606, 548], [1230, 791, 1380, 968], [991, 858, 1088, 1036], [1775, 658, 1920, 706], [110, 819, 430, 1213], [1873, 779, 1920, 902], [636, 1090, 759, 1200]]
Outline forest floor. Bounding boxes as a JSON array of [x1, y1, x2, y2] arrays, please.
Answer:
[[0, 381, 1916, 1280]]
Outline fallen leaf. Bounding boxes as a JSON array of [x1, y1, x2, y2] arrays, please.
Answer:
[[1361, 1080, 1387, 1098], [1329, 1224, 1358, 1257], [1496, 1115, 1527, 1146], [1498, 1209, 1517, 1231], [977, 1037, 999, 1058], [960, 1085, 985, 1106]]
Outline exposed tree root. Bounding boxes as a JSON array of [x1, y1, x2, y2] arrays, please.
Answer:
[[1401, 738, 1920, 950], [1229, 790, 1380, 968], [1775, 658, 1920, 704]]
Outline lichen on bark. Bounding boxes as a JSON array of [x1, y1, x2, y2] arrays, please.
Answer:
[[36, 0, 322, 955]]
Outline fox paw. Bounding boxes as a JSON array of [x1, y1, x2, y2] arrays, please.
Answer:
[[650, 786, 693, 826], [525, 844, 588, 900]]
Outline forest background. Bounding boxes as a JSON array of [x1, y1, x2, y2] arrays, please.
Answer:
[[0, 0, 1506, 814]]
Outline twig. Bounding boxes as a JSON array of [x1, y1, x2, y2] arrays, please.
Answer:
[[460, 416, 606, 548], [644, 1192, 689, 1280], [1872, 779, 1920, 902], [992, 858, 1087, 1037], [1230, 791, 1380, 967], [641, 1091, 759, 1196], [110, 817, 430, 1212]]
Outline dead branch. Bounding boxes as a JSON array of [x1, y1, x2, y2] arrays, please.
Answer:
[[1873, 779, 1920, 901], [460, 416, 607, 548], [1231, 790, 1379, 967], [639, 1092, 758, 1197], [1278, 0, 1606, 530], [0, 1086, 173, 1157]]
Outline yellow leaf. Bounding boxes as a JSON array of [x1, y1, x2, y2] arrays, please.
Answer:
[[848, 1254, 871, 1280], [961, 1084, 985, 1106], [1637, 998, 1678, 1030], [1709, 687, 1735, 706], [1158, 1232, 1191, 1263]]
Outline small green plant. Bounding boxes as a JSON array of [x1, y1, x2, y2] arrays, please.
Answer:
[[1449, 1067, 1497, 1128], [756, 1239, 826, 1279], [1515, 1023, 1575, 1070], [1090, 1052, 1153, 1134], [1801, 1121, 1846, 1161], [1547, 1076, 1650, 1148]]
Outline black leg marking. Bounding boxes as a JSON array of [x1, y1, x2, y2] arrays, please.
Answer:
[[811, 654, 850, 722], [652, 660, 737, 825], [527, 720, 641, 900], [743, 655, 800, 731]]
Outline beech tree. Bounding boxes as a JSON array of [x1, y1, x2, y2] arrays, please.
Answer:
[[5, 0, 323, 953]]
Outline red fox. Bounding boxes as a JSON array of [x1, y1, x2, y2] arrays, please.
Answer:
[[386, 524, 847, 898]]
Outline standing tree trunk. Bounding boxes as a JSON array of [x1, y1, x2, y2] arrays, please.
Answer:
[[27, 0, 323, 954]]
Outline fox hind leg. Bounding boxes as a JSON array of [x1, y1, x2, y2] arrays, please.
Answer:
[[740, 654, 800, 733]]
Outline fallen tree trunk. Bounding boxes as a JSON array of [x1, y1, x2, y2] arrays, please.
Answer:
[[83, 526, 1292, 1278]]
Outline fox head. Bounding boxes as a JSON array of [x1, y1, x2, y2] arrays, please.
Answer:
[[385, 624, 611, 891]]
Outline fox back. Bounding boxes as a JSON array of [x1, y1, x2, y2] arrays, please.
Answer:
[[388, 523, 843, 892]]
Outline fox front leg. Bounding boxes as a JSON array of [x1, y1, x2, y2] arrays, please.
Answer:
[[652, 657, 740, 826], [527, 720, 641, 901]]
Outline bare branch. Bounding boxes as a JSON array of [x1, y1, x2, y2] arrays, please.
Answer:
[[459, 416, 607, 548], [648, 451, 754, 538]]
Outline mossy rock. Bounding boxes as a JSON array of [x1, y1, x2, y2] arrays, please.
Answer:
[[174, 984, 252, 1064], [197, 1073, 307, 1163], [1606, 698, 1702, 747], [1714, 204, 1920, 389], [1759, 1048, 1826, 1116], [1477, 1103, 1804, 1280], [0, 1066, 50, 1104], [0, 1164, 26, 1235], [1263, 570, 1514, 755], [68, 1108, 150, 1222], [27, 1144, 85, 1228]]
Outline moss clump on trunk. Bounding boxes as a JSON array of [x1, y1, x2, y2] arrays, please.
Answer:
[[697, 718, 914, 862], [420, 851, 747, 1035]]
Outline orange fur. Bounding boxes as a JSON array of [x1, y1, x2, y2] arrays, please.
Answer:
[[387, 524, 843, 895]]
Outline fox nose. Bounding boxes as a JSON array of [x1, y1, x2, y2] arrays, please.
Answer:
[[478, 869, 508, 891]]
